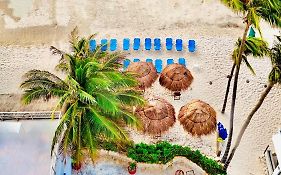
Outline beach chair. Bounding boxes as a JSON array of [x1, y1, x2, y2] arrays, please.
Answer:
[[176, 39, 183, 51], [166, 38, 173, 51], [123, 59, 130, 70], [133, 58, 140, 62], [123, 38, 130, 51], [155, 59, 162, 73], [133, 38, 141, 50], [173, 91, 181, 100], [146, 58, 153, 63], [188, 40, 196, 52], [178, 58, 186, 67], [110, 39, 117, 51], [101, 39, 108, 51], [154, 38, 161, 51], [89, 40, 96, 52], [145, 38, 152, 50], [167, 58, 174, 65]]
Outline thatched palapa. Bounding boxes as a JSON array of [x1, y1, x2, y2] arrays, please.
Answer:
[[178, 100, 217, 136], [159, 63, 193, 92], [135, 97, 175, 135], [127, 62, 158, 89]]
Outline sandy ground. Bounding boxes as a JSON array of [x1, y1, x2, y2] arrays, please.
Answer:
[[1, 0, 281, 174]]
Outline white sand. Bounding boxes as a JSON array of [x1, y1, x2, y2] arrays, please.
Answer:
[[1, 0, 281, 174]]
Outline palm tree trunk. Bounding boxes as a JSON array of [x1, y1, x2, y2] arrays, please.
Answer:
[[223, 82, 274, 170], [221, 21, 251, 163], [221, 63, 236, 113]]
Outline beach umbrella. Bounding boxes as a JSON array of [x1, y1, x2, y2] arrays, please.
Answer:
[[127, 62, 158, 90], [135, 97, 175, 135], [159, 63, 193, 92], [178, 100, 217, 136]]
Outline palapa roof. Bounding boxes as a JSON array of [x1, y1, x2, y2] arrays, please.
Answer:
[[127, 62, 158, 89], [159, 63, 193, 92], [135, 97, 175, 135], [178, 100, 217, 136]]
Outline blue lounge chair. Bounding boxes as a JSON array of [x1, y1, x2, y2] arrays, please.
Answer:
[[178, 58, 186, 67], [123, 59, 130, 70], [123, 38, 130, 51], [154, 38, 161, 51], [133, 58, 140, 62], [155, 59, 163, 73], [166, 38, 173, 51], [110, 39, 117, 51], [188, 40, 196, 52], [101, 39, 108, 51], [146, 58, 153, 63], [167, 58, 174, 65], [176, 39, 183, 51], [145, 38, 152, 50], [89, 40, 96, 52], [133, 38, 141, 50]]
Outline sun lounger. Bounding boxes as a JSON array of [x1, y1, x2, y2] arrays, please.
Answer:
[[133, 38, 141, 50], [146, 58, 153, 63], [154, 38, 161, 51], [155, 59, 162, 73], [133, 58, 140, 62], [110, 39, 117, 51], [176, 39, 183, 51], [178, 58, 186, 67], [167, 58, 174, 65], [101, 39, 108, 51], [188, 40, 196, 52], [145, 38, 152, 50], [123, 59, 130, 70], [123, 38, 130, 51], [166, 38, 173, 51], [89, 40, 96, 52]]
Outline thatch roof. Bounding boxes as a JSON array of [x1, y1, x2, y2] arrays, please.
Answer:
[[178, 100, 217, 136], [135, 97, 175, 135], [159, 63, 193, 92], [127, 62, 158, 89]]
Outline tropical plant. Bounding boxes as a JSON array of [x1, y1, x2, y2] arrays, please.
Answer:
[[223, 35, 281, 169], [219, 0, 281, 165], [20, 28, 146, 167]]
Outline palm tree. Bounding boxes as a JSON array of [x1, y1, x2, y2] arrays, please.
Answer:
[[20, 29, 146, 167], [220, 0, 281, 163], [223, 35, 281, 169]]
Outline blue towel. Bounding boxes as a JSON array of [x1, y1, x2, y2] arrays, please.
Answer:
[[176, 39, 183, 51], [133, 38, 141, 50], [145, 38, 152, 50], [178, 58, 186, 67], [89, 40, 96, 52], [188, 40, 196, 52], [101, 39, 108, 51], [133, 58, 140, 62], [154, 38, 161, 51], [146, 58, 153, 63], [155, 59, 163, 73], [167, 58, 174, 65], [166, 38, 173, 51], [110, 39, 117, 51], [123, 38, 130, 51], [123, 59, 130, 70]]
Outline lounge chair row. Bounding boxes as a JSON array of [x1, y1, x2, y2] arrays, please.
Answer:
[[123, 58, 187, 73], [90, 38, 196, 52]]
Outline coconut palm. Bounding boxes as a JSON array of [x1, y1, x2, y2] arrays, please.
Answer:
[[20, 29, 145, 167], [223, 35, 281, 169], [220, 0, 281, 163]]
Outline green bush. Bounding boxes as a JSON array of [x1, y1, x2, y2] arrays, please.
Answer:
[[127, 141, 226, 175]]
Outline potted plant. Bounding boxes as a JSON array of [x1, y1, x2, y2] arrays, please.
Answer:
[[128, 162, 137, 175]]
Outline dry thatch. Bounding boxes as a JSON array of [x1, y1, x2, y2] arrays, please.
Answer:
[[127, 62, 158, 89], [178, 100, 217, 136], [135, 97, 175, 135], [159, 63, 193, 92]]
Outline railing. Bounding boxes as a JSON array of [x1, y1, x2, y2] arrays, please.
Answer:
[[0, 111, 61, 121]]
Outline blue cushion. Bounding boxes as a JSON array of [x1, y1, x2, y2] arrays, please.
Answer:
[[166, 38, 173, 51], [133, 38, 141, 50], [101, 39, 108, 51], [178, 58, 186, 67], [123, 59, 130, 70], [123, 38, 130, 51], [155, 59, 162, 73], [133, 58, 140, 62], [176, 39, 183, 51], [154, 38, 161, 51], [145, 38, 152, 50], [89, 40, 96, 52], [188, 40, 196, 52], [167, 58, 174, 65], [110, 39, 117, 51], [146, 58, 153, 63]]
